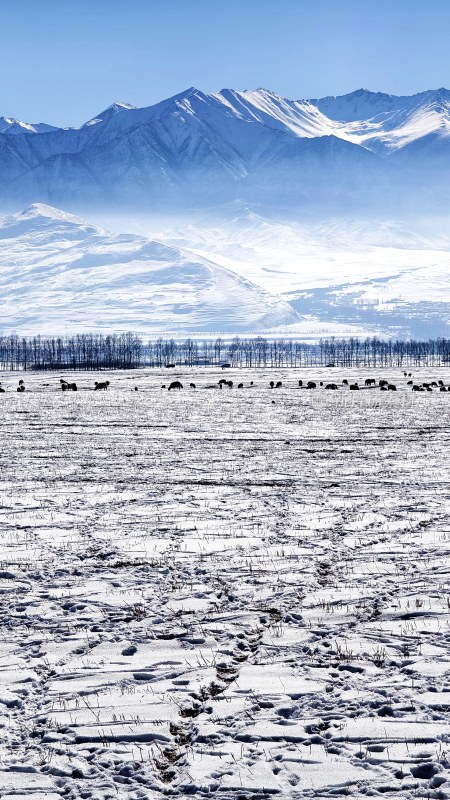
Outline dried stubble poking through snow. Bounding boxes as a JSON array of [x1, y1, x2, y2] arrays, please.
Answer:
[[0, 368, 449, 799]]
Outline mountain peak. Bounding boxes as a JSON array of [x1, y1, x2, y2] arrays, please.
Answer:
[[83, 101, 136, 127]]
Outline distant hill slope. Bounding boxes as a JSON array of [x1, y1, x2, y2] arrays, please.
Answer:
[[1, 87, 450, 212], [0, 204, 298, 335]]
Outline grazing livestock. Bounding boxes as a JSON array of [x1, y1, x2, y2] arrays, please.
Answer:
[[218, 378, 229, 388], [134, 387, 138, 391], [380, 386, 387, 391], [0, 384, 4, 393], [349, 383, 359, 390], [387, 384, 397, 391], [189, 383, 196, 388], [94, 380, 110, 391], [422, 382, 430, 389], [161, 384, 166, 388], [237, 383, 244, 388], [60, 379, 77, 391], [275, 381, 282, 388], [298, 380, 303, 387], [440, 386, 447, 392], [270, 381, 275, 388], [319, 381, 323, 386], [17, 384, 25, 393], [342, 379, 349, 385], [227, 380, 234, 388], [306, 381, 316, 389], [412, 385, 422, 391], [407, 380, 413, 385], [365, 378, 376, 386], [379, 379, 388, 387], [325, 383, 338, 390], [168, 381, 183, 391], [250, 381, 254, 386]]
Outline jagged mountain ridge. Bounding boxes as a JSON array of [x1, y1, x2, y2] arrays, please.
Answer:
[[1, 87, 450, 211], [0, 204, 298, 335]]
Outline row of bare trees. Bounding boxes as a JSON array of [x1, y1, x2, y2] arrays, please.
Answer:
[[0, 334, 449, 371]]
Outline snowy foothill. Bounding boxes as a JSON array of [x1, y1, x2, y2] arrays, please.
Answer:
[[1, 203, 450, 339], [0, 204, 298, 335], [0, 367, 449, 799]]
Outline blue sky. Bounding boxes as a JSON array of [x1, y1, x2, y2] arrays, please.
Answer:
[[1, 0, 449, 126]]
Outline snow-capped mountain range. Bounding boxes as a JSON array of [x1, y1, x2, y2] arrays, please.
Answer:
[[1, 87, 450, 212]]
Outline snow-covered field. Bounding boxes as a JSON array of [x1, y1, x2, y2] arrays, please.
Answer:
[[1, 367, 450, 799]]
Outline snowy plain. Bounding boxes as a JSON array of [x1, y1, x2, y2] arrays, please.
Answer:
[[0, 368, 449, 799]]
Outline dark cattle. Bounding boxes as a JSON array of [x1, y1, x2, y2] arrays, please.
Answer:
[[365, 378, 376, 386], [189, 383, 196, 388], [438, 380, 444, 386], [387, 384, 397, 391], [275, 381, 282, 388], [94, 381, 110, 391], [227, 380, 233, 388], [412, 385, 421, 391], [168, 381, 183, 391], [306, 381, 316, 389], [325, 383, 338, 390], [17, 385, 25, 393], [379, 379, 388, 387], [0, 385, 4, 393], [422, 382, 430, 389], [161, 384, 166, 388], [407, 380, 413, 385], [349, 383, 359, 390], [380, 386, 387, 391], [270, 381, 275, 388], [218, 379, 228, 388], [440, 386, 447, 392], [165, 364, 176, 368], [342, 379, 349, 385], [237, 383, 244, 388], [319, 381, 323, 387], [403, 372, 408, 377], [298, 380, 303, 387], [250, 381, 254, 386], [134, 387, 139, 391], [427, 386, 433, 392], [60, 380, 77, 391], [431, 381, 438, 387]]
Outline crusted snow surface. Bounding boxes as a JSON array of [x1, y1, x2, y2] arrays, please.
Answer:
[[0, 205, 297, 334], [0, 367, 449, 799]]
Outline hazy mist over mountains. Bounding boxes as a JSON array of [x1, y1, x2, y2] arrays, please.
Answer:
[[1, 86, 450, 338]]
